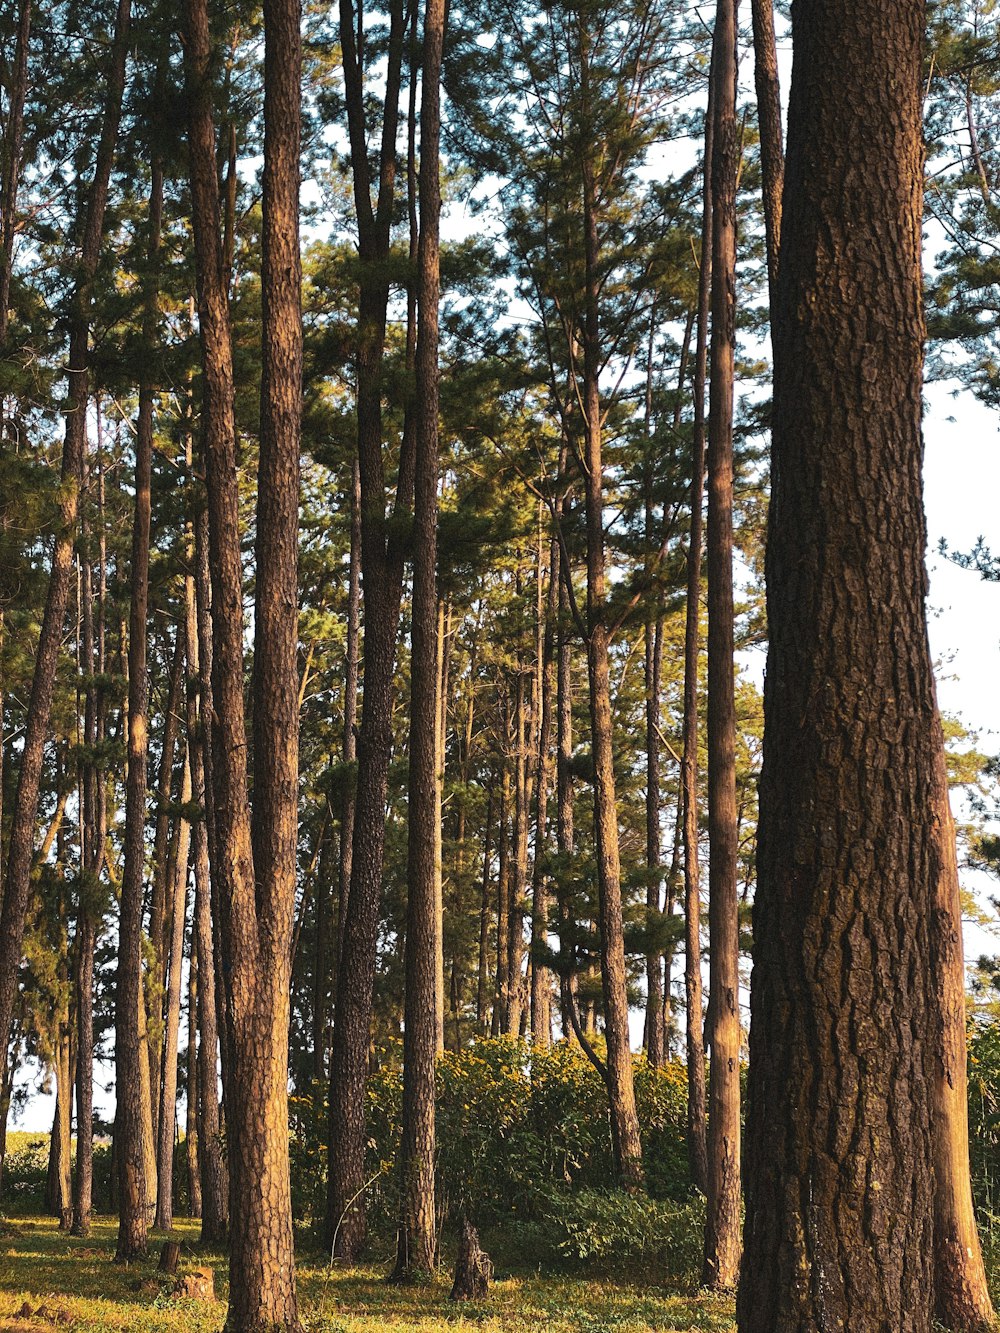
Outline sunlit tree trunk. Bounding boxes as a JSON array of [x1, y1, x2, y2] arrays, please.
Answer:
[[702, 0, 741, 1288], [738, 1, 937, 1324]]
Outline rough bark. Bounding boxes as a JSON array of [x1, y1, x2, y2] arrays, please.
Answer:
[[737, 2, 937, 1326], [0, 0, 130, 1186], [184, 0, 303, 1320], [749, 0, 783, 312], [393, 0, 445, 1272], [325, 0, 412, 1259], [186, 958, 202, 1220], [702, 0, 741, 1289]]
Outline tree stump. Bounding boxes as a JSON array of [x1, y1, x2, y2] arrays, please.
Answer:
[[172, 1266, 216, 1301], [158, 1240, 181, 1275], [449, 1218, 492, 1301]]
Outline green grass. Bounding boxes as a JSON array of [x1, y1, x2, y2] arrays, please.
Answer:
[[0, 1215, 735, 1332]]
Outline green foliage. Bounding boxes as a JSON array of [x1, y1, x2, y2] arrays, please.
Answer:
[[536, 1188, 706, 1285], [290, 1038, 691, 1237]]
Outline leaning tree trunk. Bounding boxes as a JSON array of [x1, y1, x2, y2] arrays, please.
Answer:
[[0, 0, 130, 1188], [702, 0, 741, 1289], [737, 1, 938, 1327], [393, 0, 445, 1275]]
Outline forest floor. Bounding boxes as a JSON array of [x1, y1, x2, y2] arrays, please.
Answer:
[[0, 1215, 736, 1332]]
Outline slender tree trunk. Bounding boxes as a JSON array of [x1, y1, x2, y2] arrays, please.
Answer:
[[493, 752, 511, 1036], [186, 956, 202, 1220], [0, 0, 30, 346], [643, 605, 665, 1069], [156, 749, 192, 1231], [0, 0, 130, 1189], [928, 713, 995, 1330], [702, 0, 741, 1288], [681, 62, 713, 1199], [476, 781, 495, 1033], [433, 598, 449, 1055], [148, 633, 186, 1123], [750, 0, 783, 313], [578, 38, 643, 1189], [115, 52, 158, 1262], [507, 665, 529, 1037], [393, 0, 445, 1272], [325, 0, 412, 1259], [556, 534, 575, 1041], [737, 2, 936, 1324], [531, 529, 557, 1047]]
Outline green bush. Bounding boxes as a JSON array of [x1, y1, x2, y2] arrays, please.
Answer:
[[292, 1037, 693, 1238], [1, 1133, 49, 1211], [537, 1187, 707, 1286]]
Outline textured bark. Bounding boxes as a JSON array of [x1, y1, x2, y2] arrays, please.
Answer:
[[702, 0, 741, 1289], [493, 752, 511, 1036], [71, 909, 96, 1234], [556, 547, 575, 1040], [0, 0, 130, 1184], [393, 0, 445, 1272], [928, 718, 995, 1331], [643, 607, 664, 1069], [184, 0, 303, 1320], [750, 0, 783, 313], [737, 2, 937, 1326], [325, 0, 411, 1259], [433, 598, 449, 1054]]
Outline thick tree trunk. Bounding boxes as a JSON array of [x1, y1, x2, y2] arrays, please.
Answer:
[[393, 0, 445, 1273], [184, 0, 303, 1320], [0, 0, 130, 1187], [702, 0, 741, 1289], [737, 2, 937, 1326]]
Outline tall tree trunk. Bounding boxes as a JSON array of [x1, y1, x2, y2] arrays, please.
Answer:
[[507, 664, 529, 1037], [578, 34, 643, 1190], [702, 0, 741, 1289], [325, 0, 412, 1259], [0, 0, 30, 346], [186, 956, 202, 1220], [681, 60, 713, 1200], [493, 749, 511, 1036], [737, 1, 937, 1325], [393, 0, 445, 1272], [148, 633, 186, 1125], [115, 38, 158, 1263], [433, 598, 449, 1054], [928, 718, 995, 1330], [556, 532, 575, 1041], [643, 605, 665, 1069], [185, 0, 304, 1320], [749, 0, 783, 313], [155, 749, 192, 1231], [476, 780, 495, 1033], [0, 0, 130, 1188], [531, 529, 557, 1047]]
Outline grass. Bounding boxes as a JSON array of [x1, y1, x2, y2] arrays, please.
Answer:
[[0, 1215, 736, 1333]]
